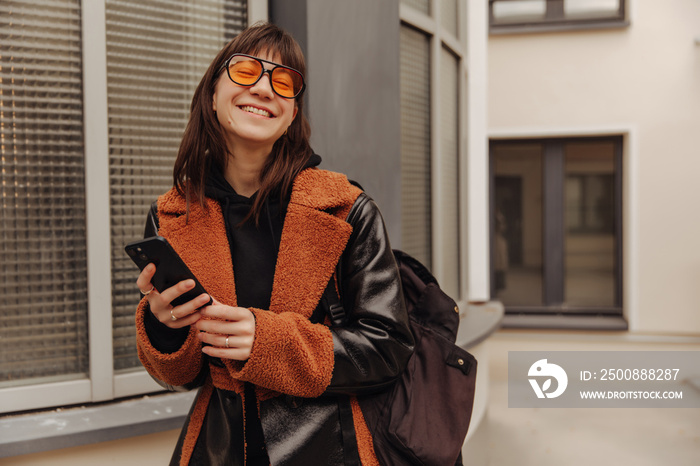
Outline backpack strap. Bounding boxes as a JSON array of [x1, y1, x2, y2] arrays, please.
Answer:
[[320, 190, 370, 327], [308, 276, 345, 325], [318, 266, 360, 466]]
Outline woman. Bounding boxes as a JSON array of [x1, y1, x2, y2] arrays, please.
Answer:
[[134, 22, 413, 466]]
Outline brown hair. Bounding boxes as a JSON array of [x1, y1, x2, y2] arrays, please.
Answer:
[[173, 22, 313, 224]]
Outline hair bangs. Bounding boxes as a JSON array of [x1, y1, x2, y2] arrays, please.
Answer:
[[234, 25, 306, 77]]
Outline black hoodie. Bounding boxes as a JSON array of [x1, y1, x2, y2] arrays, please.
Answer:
[[203, 152, 321, 310]]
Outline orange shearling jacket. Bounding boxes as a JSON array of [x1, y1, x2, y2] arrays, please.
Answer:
[[135, 168, 414, 465]]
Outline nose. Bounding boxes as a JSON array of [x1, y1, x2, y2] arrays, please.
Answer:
[[249, 69, 275, 98]]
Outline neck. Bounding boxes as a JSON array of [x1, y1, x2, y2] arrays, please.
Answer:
[[224, 144, 272, 197]]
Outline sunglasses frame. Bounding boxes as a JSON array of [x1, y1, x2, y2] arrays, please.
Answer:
[[219, 53, 306, 99]]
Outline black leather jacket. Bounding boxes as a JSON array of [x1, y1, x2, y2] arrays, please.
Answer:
[[141, 189, 414, 466]]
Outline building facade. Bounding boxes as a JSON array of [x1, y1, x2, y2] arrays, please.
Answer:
[[2, 0, 699, 463], [489, 0, 700, 335]]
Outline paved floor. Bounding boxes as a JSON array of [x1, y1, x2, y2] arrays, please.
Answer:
[[487, 380, 700, 465], [485, 336, 700, 465]]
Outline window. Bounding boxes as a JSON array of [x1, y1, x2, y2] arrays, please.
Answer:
[[0, 0, 89, 390], [0, 0, 249, 416], [490, 137, 623, 321], [489, 0, 627, 33], [400, 25, 432, 269], [400, 0, 464, 301]]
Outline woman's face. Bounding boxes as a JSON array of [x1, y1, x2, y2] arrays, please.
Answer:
[[212, 51, 298, 155]]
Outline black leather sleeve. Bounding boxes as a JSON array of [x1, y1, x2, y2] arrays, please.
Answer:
[[325, 193, 415, 395], [144, 201, 159, 238]]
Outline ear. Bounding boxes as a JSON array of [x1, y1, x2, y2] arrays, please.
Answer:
[[212, 92, 218, 113], [292, 105, 298, 120]]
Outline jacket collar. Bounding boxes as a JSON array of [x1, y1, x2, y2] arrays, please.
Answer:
[[157, 168, 363, 318]]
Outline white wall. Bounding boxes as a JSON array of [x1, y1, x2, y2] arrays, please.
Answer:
[[488, 0, 700, 335]]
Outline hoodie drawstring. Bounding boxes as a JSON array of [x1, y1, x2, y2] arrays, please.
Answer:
[[265, 197, 280, 254]]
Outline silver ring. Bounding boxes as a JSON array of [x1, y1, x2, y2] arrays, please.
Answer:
[[225, 336, 230, 348], [140, 285, 155, 296], [170, 310, 177, 321]]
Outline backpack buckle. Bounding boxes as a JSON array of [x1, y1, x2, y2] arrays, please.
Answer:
[[329, 303, 346, 324]]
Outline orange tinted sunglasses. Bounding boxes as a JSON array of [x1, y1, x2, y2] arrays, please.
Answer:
[[220, 54, 306, 99]]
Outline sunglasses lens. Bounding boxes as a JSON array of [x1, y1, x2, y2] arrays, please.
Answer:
[[229, 58, 263, 86], [271, 68, 303, 98]]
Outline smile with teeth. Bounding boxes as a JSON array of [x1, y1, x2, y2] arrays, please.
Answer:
[[239, 105, 273, 118]]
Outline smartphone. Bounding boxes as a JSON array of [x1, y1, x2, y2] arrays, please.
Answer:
[[125, 236, 213, 308]]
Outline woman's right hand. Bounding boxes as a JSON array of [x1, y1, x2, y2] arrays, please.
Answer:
[[136, 263, 210, 329]]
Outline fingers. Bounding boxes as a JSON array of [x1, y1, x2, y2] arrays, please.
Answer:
[[197, 333, 248, 349], [201, 345, 252, 362], [168, 309, 202, 328], [155, 292, 208, 327], [136, 265, 209, 328], [199, 332, 254, 361], [195, 305, 256, 361], [199, 304, 251, 322], [196, 306, 255, 334], [158, 279, 195, 306], [167, 290, 212, 318], [196, 318, 254, 340], [136, 263, 156, 294]]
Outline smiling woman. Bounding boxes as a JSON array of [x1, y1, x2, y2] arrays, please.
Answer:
[[173, 23, 312, 218], [131, 22, 414, 466]]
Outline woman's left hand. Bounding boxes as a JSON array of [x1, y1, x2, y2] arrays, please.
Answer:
[[194, 298, 256, 361]]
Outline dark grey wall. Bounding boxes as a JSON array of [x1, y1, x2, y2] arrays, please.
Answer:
[[268, 1, 307, 59], [270, 0, 402, 245]]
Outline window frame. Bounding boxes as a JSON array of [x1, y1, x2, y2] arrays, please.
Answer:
[[489, 0, 628, 35], [399, 0, 476, 306], [489, 136, 625, 328]]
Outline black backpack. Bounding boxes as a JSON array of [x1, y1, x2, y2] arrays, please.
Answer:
[[326, 249, 478, 465]]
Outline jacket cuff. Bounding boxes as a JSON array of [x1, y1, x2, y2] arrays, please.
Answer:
[[143, 303, 190, 353], [224, 308, 334, 397], [135, 298, 204, 386]]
